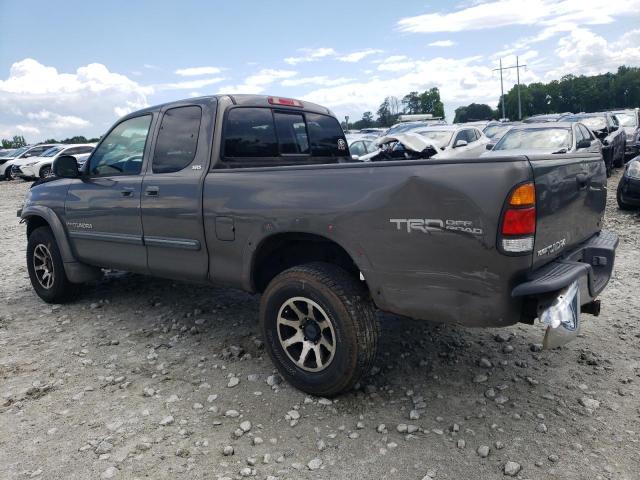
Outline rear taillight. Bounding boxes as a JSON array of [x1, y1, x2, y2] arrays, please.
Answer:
[[500, 182, 536, 254]]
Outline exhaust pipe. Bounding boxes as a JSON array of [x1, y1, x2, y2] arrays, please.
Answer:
[[581, 300, 601, 316]]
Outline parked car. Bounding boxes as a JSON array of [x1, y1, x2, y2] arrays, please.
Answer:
[[1, 144, 60, 180], [407, 124, 489, 157], [522, 113, 571, 123], [483, 122, 521, 149], [15, 144, 95, 179], [617, 156, 640, 209], [385, 119, 447, 136], [0, 146, 29, 171], [484, 122, 602, 156], [611, 109, 640, 159], [19, 94, 617, 396], [560, 112, 626, 173], [358, 128, 385, 136], [347, 136, 377, 160], [0, 148, 16, 157]]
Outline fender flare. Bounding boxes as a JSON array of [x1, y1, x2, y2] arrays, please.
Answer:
[[22, 205, 76, 263], [22, 205, 102, 283]]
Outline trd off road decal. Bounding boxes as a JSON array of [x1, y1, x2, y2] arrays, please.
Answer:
[[390, 218, 483, 235], [66, 222, 93, 230], [337, 139, 346, 151]]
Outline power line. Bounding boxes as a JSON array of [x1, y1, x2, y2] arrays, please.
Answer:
[[493, 57, 527, 120]]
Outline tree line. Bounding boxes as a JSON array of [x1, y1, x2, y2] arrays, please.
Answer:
[[1, 135, 101, 149], [454, 66, 640, 123], [348, 88, 445, 129]]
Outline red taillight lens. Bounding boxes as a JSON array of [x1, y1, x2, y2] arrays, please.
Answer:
[[268, 96, 303, 107], [502, 207, 536, 235]]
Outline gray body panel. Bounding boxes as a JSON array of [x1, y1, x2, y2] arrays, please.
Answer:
[[20, 94, 615, 330]]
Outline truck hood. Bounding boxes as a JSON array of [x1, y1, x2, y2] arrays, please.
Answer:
[[482, 148, 569, 157]]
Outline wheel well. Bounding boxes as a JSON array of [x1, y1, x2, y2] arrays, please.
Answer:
[[26, 216, 50, 238], [252, 233, 361, 293]]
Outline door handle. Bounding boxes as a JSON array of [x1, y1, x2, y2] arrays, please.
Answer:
[[145, 186, 159, 196], [120, 188, 134, 197]]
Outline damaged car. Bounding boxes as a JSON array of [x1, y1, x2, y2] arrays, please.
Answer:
[[560, 112, 626, 174], [617, 156, 640, 209], [612, 109, 640, 159]]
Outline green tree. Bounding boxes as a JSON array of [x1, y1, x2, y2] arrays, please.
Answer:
[[1, 135, 27, 148], [453, 103, 496, 123], [402, 91, 421, 114], [418, 88, 445, 118]]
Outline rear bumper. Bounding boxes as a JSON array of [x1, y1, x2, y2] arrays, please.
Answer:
[[512, 230, 618, 307]]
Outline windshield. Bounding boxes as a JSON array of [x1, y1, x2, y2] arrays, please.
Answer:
[[614, 113, 637, 127], [483, 124, 510, 139], [413, 130, 453, 147], [494, 128, 572, 151], [42, 146, 63, 157], [564, 115, 606, 131]]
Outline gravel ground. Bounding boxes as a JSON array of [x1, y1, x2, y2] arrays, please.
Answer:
[[1, 171, 639, 480]]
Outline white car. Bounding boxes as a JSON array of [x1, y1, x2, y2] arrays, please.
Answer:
[[347, 136, 378, 160], [15, 144, 95, 179], [406, 124, 489, 158], [1, 144, 60, 180]]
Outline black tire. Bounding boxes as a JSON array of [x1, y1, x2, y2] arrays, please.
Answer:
[[260, 262, 379, 397], [617, 189, 632, 210], [27, 226, 78, 303], [4, 166, 13, 180], [39, 165, 51, 179]]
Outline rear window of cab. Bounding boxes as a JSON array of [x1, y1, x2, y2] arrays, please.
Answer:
[[221, 107, 349, 168]]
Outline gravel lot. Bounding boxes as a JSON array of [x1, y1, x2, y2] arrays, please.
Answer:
[[1, 171, 639, 480]]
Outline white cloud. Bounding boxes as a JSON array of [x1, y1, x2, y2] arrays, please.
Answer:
[[376, 56, 414, 72], [284, 48, 336, 65], [174, 66, 223, 76], [397, 0, 640, 33], [281, 76, 353, 87], [428, 40, 456, 47], [546, 27, 640, 79], [157, 77, 225, 90], [302, 55, 508, 122], [218, 69, 297, 94], [0, 58, 150, 142], [339, 49, 383, 62]]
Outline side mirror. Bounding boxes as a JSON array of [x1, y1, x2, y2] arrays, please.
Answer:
[[576, 139, 591, 149], [454, 139, 468, 148], [351, 155, 360, 161], [52, 155, 79, 178], [485, 143, 494, 150]]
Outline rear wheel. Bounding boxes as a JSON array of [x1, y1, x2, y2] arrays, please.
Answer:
[[27, 226, 78, 303], [260, 262, 378, 397]]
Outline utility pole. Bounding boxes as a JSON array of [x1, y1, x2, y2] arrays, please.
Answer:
[[516, 56, 522, 120], [493, 58, 527, 120]]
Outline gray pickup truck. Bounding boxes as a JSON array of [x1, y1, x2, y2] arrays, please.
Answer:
[[19, 95, 618, 396]]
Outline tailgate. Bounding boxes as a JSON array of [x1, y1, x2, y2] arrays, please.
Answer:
[[528, 152, 606, 269]]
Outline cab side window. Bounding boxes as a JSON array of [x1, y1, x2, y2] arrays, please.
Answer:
[[89, 115, 152, 176], [153, 106, 202, 173]]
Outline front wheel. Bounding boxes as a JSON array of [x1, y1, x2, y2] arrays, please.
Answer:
[[39, 165, 52, 179], [260, 262, 379, 397], [27, 226, 78, 303]]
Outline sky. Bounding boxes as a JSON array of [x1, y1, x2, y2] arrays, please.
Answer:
[[1, 0, 639, 142]]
